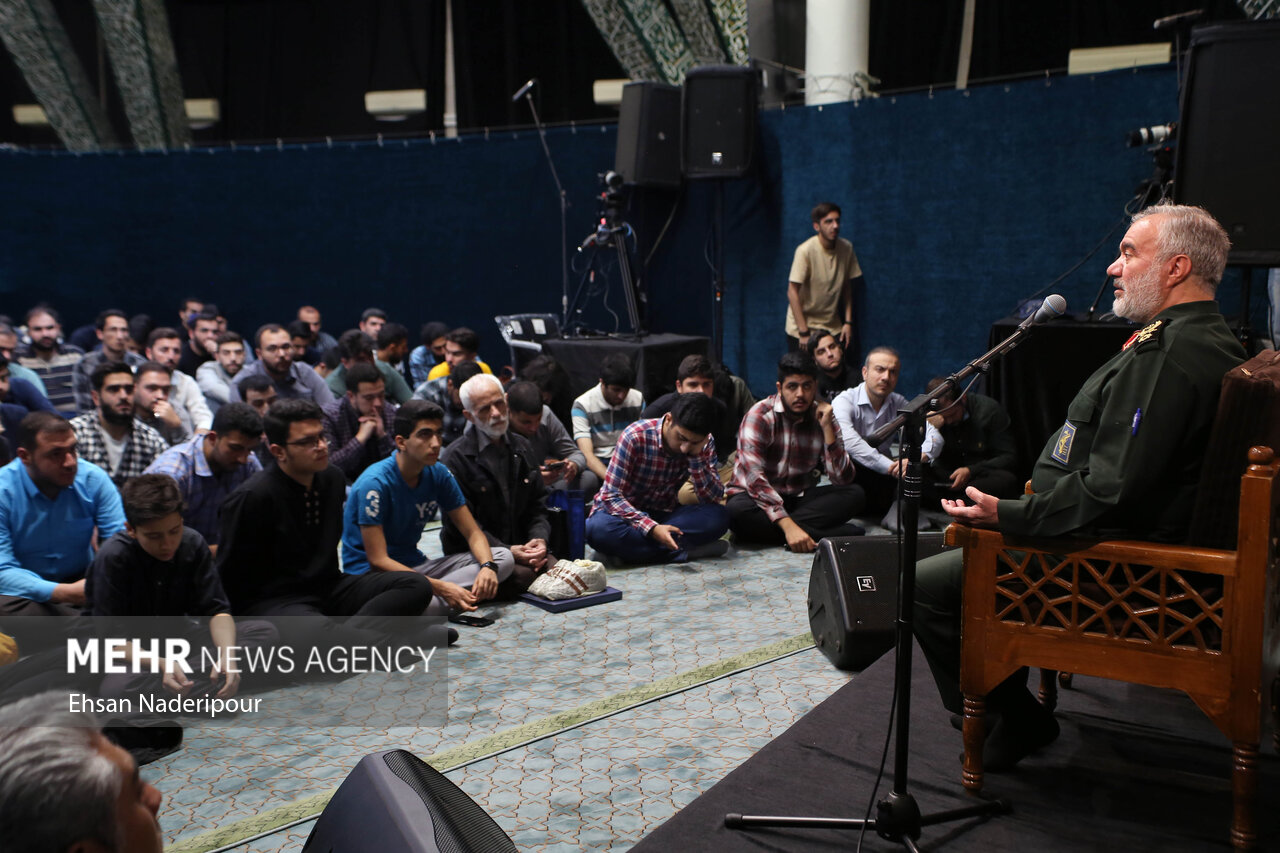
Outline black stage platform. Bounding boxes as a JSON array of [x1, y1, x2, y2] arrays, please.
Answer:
[[635, 640, 1279, 851]]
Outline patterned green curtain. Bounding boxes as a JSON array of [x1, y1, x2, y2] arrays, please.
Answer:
[[0, 0, 117, 151], [92, 0, 190, 149], [579, 0, 748, 84]]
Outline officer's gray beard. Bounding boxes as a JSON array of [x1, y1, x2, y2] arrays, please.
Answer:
[[1112, 265, 1163, 324]]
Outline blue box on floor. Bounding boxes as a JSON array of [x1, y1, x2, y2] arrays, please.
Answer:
[[519, 586, 622, 612]]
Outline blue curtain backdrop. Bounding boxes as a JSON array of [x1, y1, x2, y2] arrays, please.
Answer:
[[3, 64, 1247, 399]]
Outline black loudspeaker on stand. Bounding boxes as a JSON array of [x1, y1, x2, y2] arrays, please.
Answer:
[[615, 82, 682, 189], [808, 533, 954, 671], [304, 749, 516, 853], [682, 64, 758, 363]]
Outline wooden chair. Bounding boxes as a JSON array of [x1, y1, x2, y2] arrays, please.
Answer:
[[947, 444, 1279, 848]]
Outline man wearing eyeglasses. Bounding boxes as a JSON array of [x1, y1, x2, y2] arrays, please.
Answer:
[[227, 324, 335, 407], [69, 361, 168, 488], [217, 399, 432, 654]]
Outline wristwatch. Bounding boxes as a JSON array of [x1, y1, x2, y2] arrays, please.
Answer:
[[480, 560, 498, 571]]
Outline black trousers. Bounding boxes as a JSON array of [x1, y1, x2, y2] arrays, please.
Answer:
[[852, 464, 901, 518], [727, 485, 865, 545], [240, 572, 435, 668], [0, 594, 86, 654]]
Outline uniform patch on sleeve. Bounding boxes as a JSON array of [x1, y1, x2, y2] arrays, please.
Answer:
[[1051, 421, 1077, 464]]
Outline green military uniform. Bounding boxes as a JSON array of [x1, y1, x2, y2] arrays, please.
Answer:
[[926, 392, 1020, 501], [915, 300, 1246, 712]]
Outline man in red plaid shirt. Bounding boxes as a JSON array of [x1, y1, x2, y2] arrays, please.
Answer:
[[726, 350, 865, 551], [585, 393, 730, 564]]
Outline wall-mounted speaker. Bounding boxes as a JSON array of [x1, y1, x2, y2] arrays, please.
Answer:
[[681, 65, 758, 179], [304, 749, 516, 852], [808, 533, 954, 671]]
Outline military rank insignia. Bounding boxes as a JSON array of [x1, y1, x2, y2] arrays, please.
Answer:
[[1122, 319, 1164, 352], [1051, 421, 1076, 464]]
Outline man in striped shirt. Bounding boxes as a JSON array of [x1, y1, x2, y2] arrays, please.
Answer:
[[585, 393, 729, 564], [726, 351, 865, 552], [14, 306, 83, 415]]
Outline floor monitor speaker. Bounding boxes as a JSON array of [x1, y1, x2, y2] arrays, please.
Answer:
[[1174, 20, 1280, 265], [303, 749, 516, 852], [681, 65, 757, 179], [615, 82, 682, 189], [807, 533, 954, 671]]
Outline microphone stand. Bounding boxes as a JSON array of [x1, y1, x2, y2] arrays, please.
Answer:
[[725, 308, 1063, 847], [517, 86, 569, 330]]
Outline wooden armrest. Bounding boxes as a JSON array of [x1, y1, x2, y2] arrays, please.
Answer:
[[944, 523, 1238, 577]]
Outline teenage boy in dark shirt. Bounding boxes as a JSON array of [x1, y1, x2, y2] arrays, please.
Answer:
[[87, 473, 276, 701]]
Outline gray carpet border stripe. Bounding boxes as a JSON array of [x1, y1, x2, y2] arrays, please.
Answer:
[[170, 632, 817, 853]]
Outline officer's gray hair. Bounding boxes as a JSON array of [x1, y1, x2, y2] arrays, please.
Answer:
[[0, 692, 122, 853], [1131, 203, 1231, 292], [458, 373, 505, 413]]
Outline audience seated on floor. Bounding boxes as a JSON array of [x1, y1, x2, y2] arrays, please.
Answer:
[[15, 305, 83, 415], [586, 392, 729, 565], [0, 321, 50, 396], [831, 346, 943, 518], [358, 306, 387, 340], [414, 359, 482, 447], [216, 398, 433, 658], [409, 320, 450, 386], [228, 323, 335, 406], [144, 327, 213, 436], [377, 322, 414, 389], [520, 353, 575, 432], [297, 304, 338, 353], [426, 326, 494, 381], [642, 354, 738, 506], [87, 473, 277, 704], [506, 379, 595, 496], [177, 307, 221, 376], [73, 309, 145, 414], [322, 361, 398, 482], [811, 329, 860, 403], [922, 376, 1021, 506], [71, 361, 169, 487], [572, 353, 645, 488], [144, 402, 264, 551], [441, 375, 551, 595], [196, 331, 248, 414], [325, 328, 413, 403], [133, 361, 190, 447], [342, 398, 510, 621], [286, 318, 323, 367], [726, 350, 864, 552], [0, 412, 126, 652]]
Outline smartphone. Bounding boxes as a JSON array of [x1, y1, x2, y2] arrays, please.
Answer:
[[449, 613, 495, 627], [543, 460, 565, 470]]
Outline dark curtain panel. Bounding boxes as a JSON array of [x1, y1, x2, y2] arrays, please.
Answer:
[[450, 0, 624, 130], [167, 0, 446, 142]]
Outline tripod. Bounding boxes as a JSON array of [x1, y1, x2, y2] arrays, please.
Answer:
[[564, 173, 645, 337], [726, 297, 1066, 847]]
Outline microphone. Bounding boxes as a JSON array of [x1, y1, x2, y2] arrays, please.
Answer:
[[1019, 293, 1067, 329], [1153, 9, 1202, 30], [510, 79, 537, 103]]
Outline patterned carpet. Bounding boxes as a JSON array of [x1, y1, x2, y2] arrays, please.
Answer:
[[150, 518, 927, 852]]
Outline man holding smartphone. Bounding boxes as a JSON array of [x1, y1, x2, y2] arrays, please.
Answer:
[[726, 351, 864, 552]]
